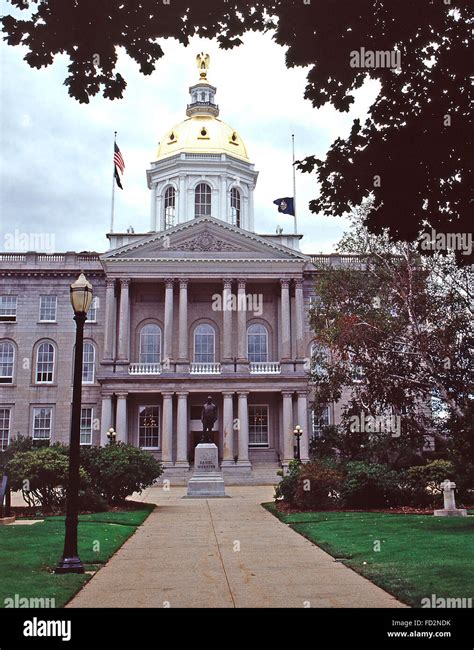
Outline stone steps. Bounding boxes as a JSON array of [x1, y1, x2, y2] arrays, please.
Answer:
[[158, 464, 282, 487]]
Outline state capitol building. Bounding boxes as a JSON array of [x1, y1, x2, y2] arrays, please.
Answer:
[[0, 56, 352, 484]]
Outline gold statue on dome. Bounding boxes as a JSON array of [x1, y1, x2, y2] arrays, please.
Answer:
[[196, 52, 210, 80]]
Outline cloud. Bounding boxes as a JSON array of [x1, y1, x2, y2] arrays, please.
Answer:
[[0, 29, 377, 254]]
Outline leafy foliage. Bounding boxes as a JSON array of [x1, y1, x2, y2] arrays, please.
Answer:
[[7, 445, 87, 510], [309, 210, 473, 466], [2, 1, 471, 259], [340, 461, 402, 508], [80, 442, 163, 505]]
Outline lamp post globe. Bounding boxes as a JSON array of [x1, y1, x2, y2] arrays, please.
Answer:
[[293, 425, 303, 462], [55, 272, 93, 574]]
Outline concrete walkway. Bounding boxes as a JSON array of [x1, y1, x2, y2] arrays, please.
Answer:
[[67, 486, 406, 608]]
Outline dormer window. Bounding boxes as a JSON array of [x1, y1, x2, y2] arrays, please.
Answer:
[[168, 131, 176, 143], [229, 131, 239, 146]]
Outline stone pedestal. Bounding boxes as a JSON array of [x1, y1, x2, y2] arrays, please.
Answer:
[[185, 443, 228, 498], [434, 479, 467, 517]]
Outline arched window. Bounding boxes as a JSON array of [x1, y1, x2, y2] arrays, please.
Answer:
[[164, 186, 176, 229], [139, 324, 162, 364], [194, 324, 215, 363], [194, 183, 211, 217], [230, 187, 241, 227], [247, 324, 268, 363], [36, 342, 55, 383], [0, 341, 14, 383], [82, 342, 96, 384]]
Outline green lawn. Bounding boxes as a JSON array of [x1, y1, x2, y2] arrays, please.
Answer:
[[264, 503, 474, 607], [0, 505, 154, 608]]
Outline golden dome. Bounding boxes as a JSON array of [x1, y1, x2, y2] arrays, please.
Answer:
[[156, 114, 249, 162]]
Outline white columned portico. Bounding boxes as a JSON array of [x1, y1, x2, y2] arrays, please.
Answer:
[[100, 392, 113, 446], [177, 278, 189, 371], [117, 278, 130, 362], [163, 279, 174, 368], [280, 279, 291, 363], [222, 391, 235, 466], [116, 392, 128, 443], [282, 390, 294, 465], [237, 279, 248, 371], [162, 392, 174, 466], [237, 391, 251, 468], [176, 391, 189, 468], [103, 279, 116, 361], [297, 390, 310, 462], [222, 279, 233, 372]]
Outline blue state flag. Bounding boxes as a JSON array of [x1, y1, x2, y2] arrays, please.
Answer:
[[273, 197, 295, 216]]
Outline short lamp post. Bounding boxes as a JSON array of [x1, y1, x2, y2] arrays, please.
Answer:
[[55, 273, 93, 574], [107, 428, 117, 444], [293, 425, 303, 463]]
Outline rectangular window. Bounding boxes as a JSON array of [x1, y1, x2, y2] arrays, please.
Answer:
[[249, 405, 269, 447], [312, 405, 330, 438], [39, 295, 57, 322], [0, 295, 18, 322], [32, 407, 52, 440], [138, 406, 160, 449], [80, 407, 93, 445], [86, 297, 98, 323], [0, 408, 11, 451], [82, 343, 95, 384]]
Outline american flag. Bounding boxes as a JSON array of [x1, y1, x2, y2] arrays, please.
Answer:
[[114, 142, 125, 174]]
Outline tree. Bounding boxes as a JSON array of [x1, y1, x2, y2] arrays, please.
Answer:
[[310, 201, 473, 466], [2, 1, 471, 261]]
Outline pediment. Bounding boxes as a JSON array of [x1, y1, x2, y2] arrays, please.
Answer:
[[102, 217, 307, 262]]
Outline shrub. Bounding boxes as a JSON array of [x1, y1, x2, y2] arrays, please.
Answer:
[[340, 461, 402, 508], [294, 460, 343, 510], [7, 445, 89, 511], [0, 435, 49, 475], [274, 460, 301, 505], [404, 460, 456, 507], [81, 443, 163, 504]]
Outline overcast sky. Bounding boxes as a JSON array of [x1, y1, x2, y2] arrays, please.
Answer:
[[0, 10, 379, 255]]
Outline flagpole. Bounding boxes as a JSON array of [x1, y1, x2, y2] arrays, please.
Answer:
[[292, 133, 297, 234], [110, 131, 117, 233]]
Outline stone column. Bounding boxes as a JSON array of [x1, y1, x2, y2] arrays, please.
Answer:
[[103, 279, 116, 361], [117, 279, 130, 363], [282, 391, 294, 465], [161, 392, 173, 466], [297, 390, 310, 462], [116, 392, 128, 443], [237, 279, 248, 371], [280, 279, 291, 361], [175, 391, 189, 468], [237, 391, 251, 468], [294, 279, 304, 359], [222, 279, 233, 372], [100, 392, 113, 446], [178, 175, 186, 223], [163, 279, 174, 368], [222, 391, 235, 466], [177, 279, 189, 371], [150, 182, 157, 230]]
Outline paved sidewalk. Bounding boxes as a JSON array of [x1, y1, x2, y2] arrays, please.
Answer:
[[67, 486, 406, 608]]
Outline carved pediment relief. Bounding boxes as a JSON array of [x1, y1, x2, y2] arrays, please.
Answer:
[[172, 232, 242, 252]]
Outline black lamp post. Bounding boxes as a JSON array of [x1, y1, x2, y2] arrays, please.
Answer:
[[55, 272, 93, 574], [293, 425, 303, 462]]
